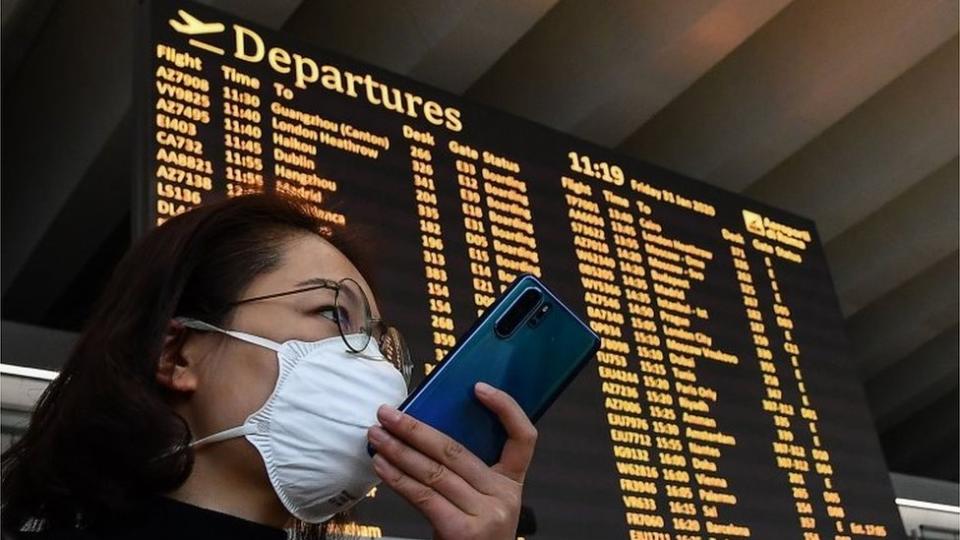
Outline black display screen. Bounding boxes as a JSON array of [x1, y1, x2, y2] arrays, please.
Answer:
[[136, 2, 904, 538]]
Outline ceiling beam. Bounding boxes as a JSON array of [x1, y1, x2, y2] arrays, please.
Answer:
[[880, 388, 959, 478], [284, 0, 557, 94], [205, 0, 303, 29], [0, 0, 306, 298], [2, 114, 132, 327], [465, 0, 789, 145], [867, 324, 959, 432], [0, 0, 305, 327], [1, 0, 137, 295], [825, 157, 959, 316], [921, 443, 960, 482], [745, 37, 959, 241], [889, 472, 960, 506], [0, 320, 78, 371], [619, 0, 957, 192], [846, 252, 959, 379], [405, 0, 559, 94], [0, 0, 58, 85]]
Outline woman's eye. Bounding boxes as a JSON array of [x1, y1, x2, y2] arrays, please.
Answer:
[[313, 306, 338, 322]]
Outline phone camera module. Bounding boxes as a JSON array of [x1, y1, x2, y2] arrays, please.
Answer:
[[495, 288, 544, 337]]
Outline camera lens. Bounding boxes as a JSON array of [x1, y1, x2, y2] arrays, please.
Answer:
[[528, 302, 552, 327], [495, 288, 543, 338]]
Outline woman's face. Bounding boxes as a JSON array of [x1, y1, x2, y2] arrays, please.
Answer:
[[178, 232, 380, 497]]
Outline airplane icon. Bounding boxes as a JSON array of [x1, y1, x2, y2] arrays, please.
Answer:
[[169, 10, 224, 35], [169, 10, 225, 55]]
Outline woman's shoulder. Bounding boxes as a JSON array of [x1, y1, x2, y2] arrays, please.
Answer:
[[4, 496, 287, 540]]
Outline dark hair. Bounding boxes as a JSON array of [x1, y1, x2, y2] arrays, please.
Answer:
[[1, 194, 367, 538]]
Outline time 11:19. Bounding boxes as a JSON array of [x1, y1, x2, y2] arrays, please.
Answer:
[[568, 151, 625, 185]]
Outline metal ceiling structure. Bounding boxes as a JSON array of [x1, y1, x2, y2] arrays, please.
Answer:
[[1, 0, 957, 482]]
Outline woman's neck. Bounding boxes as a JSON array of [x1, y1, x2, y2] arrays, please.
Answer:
[[166, 440, 290, 529]]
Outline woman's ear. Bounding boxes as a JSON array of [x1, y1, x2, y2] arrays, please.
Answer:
[[156, 318, 200, 393]]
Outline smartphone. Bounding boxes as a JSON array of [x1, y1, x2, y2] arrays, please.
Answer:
[[392, 274, 600, 465]]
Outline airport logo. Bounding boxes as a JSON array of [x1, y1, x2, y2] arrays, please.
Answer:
[[742, 210, 766, 236]]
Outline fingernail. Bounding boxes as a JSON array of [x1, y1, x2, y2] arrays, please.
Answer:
[[368, 425, 387, 446], [476, 381, 493, 395], [378, 404, 402, 424], [371, 453, 386, 470]]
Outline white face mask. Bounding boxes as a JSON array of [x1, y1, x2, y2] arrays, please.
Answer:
[[177, 318, 409, 523]]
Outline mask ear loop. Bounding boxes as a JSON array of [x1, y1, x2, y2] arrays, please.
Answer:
[[168, 317, 285, 451], [190, 425, 255, 449], [170, 317, 285, 449], [174, 317, 283, 352]]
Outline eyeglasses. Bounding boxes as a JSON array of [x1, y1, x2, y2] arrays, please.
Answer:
[[230, 277, 413, 386]]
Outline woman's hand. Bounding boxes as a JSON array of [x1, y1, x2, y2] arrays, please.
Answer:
[[367, 382, 537, 540]]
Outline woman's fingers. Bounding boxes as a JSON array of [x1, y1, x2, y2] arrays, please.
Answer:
[[370, 452, 461, 525], [375, 405, 497, 494], [372, 386, 536, 540], [473, 382, 538, 484], [368, 425, 480, 514]]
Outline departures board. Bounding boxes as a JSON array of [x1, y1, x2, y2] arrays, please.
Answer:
[[135, 2, 904, 539]]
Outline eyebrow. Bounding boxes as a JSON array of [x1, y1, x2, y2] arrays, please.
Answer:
[[295, 277, 336, 288]]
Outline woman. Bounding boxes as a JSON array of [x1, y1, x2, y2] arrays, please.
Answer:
[[1, 194, 538, 539]]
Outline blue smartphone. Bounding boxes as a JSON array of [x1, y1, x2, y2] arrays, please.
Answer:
[[392, 274, 600, 465]]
